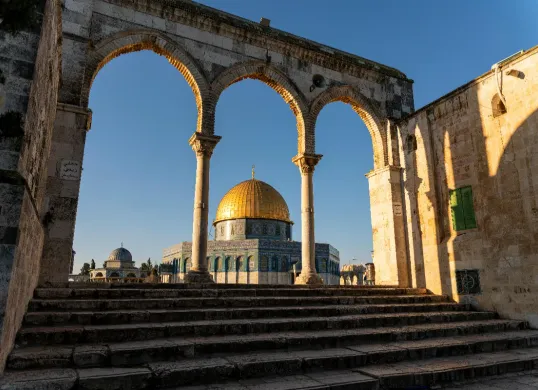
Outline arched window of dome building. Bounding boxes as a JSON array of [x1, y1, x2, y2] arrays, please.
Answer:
[[110, 272, 119, 278], [260, 256, 269, 271], [280, 256, 288, 272], [224, 257, 230, 271], [275, 224, 281, 236], [320, 258, 328, 273], [185, 258, 192, 273], [95, 272, 103, 277], [262, 224, 268, 235], [271, 256, 278, 272], [236, 256, 244, 272], [248, 256, 255, 271], [215, 257, 221, 272]]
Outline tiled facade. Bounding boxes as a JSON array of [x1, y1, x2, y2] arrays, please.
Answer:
[[163, 236, 340, 286]]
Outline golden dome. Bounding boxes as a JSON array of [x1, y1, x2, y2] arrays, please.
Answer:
[[214, 178, 292, 224]]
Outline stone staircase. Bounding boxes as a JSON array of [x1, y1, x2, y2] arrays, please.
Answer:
[[1, 284, 537, 389]]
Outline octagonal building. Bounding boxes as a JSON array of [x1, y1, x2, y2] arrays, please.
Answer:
[[163, 174, 340, 285]]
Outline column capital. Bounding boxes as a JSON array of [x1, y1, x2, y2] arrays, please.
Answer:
[[292, 153, 323, 175], [56, 103, 92, 131], [189, 132, 221, 158]]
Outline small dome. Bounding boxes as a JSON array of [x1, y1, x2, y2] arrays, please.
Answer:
[[214, 178, 292, 224], [108, 247, 132, 262]]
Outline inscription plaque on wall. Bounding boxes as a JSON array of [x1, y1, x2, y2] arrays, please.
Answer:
[[59, 160, 81, 181], [393, 203, 402, 216]]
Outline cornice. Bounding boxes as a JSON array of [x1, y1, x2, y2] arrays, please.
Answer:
[[99, 0, 411, 82]]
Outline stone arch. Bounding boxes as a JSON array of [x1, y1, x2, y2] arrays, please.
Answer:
[[94, 272, 103, 278], [109, 272, 120, 278], [210, 60, 312, 154], [82, 30, 210, 133], [310, 85, 388, 169]]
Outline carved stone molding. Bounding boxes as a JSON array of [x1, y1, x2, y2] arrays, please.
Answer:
[[189, 132, 221, 158], [292, 153, 323, 175]]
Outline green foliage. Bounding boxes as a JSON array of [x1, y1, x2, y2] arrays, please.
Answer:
[[90, 259, 95, 270], [0, 0, 41, 35], [0, 111, 24, 137], [80, 262, 90, 276]]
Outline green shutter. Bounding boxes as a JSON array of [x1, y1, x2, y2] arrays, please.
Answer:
[[450, 189, 466, 231], [461, 186, 477, 229]]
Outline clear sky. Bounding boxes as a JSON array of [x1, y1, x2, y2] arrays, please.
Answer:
[[72, 0, 537, 272]]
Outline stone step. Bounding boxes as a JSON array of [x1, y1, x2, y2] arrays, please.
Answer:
[[3, 344, 538, 389], [16, 312, 516, 352], [43, 282, 402, 290], [23, 302, 470, 327], [355, 347, 538, 389], [8, 328, 538, 371], [27, 294, 449, 312], [15, 311, 496, 347], [33, 287, 429, 300]]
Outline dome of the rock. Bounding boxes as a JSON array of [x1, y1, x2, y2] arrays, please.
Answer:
[[214, 178, 292, 224]]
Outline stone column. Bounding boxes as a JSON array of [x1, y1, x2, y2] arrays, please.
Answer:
[[39, 103, 92, 285], [292, 153, 323, 285], [185, 132, 221, 284], [366, 165, 410, 287]]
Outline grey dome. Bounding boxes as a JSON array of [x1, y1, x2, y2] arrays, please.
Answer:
[[107, 247, 132, 262]]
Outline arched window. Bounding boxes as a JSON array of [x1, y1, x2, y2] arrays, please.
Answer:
[[247, 255, 255, 271], [275, 224, 281, 236], [236, 256, 244, 272], [280, 256, 288, 272], [320, 258, 328, 273], [492, 94, 507, 118], [95, 272, 103, 278], [214, 257, 221, 272], [260, 256, 269, 271], [262, 224, 268, 235], [271, 256, 278, 272], [109, 272, 120, 278]]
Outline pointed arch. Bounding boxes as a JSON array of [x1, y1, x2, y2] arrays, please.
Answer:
[[210, 60, 312, 154], [81, 30, 210, 133], [310, 85, 388, 169]]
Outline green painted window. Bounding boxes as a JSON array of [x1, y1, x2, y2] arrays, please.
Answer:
[[449, 186, 477, 231]]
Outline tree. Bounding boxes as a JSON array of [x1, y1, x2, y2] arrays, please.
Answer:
[[79, 263, 90, 276], [90, 259, 95, 270], [140, 258, 153, 273]]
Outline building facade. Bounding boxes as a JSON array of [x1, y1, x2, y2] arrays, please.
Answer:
[[163, 176, 340, 285]]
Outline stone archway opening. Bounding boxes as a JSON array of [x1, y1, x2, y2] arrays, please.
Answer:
[[57, 45, 202, 284], [313, 99, 377, 284]]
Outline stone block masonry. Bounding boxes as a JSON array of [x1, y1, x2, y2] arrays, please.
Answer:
[[0, 0, 62, 371], [399, 46, 538, 328]]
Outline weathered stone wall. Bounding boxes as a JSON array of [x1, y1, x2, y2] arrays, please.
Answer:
[[0, 0, 62, 371], [400, 47, 538, 327]]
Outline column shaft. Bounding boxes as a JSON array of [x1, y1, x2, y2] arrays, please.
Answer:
[[293, 154, 323, 285], [185, 133, 220, 284]]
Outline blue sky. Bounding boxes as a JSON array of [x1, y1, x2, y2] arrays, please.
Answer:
[[72, 0, 537, 272]]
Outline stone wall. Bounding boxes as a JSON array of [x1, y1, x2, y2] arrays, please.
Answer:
[[400, 47, 538, 327], [0, 0, 62, 371]]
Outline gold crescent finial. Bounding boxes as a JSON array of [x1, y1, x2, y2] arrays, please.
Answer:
[[252, 165, 255, 179]]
